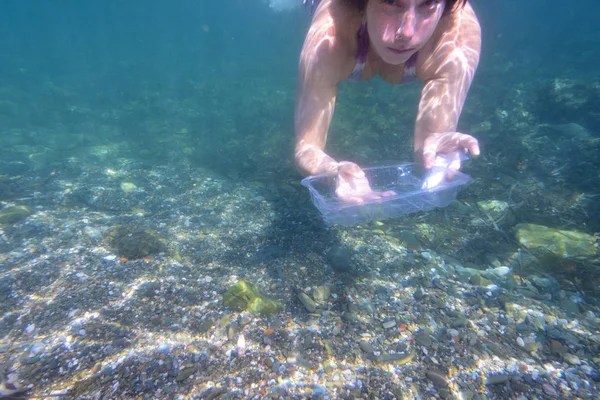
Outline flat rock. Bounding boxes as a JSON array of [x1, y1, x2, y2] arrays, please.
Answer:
[[515, 223, 597, 260]]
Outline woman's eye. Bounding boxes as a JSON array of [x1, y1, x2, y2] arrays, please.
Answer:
[[383, 0, 396, 5], [422, 0, 441, 8]]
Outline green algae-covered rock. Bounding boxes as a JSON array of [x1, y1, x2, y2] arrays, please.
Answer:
[[477, 200, 514, 226], [223, 280, 284, 314], [0, 205, 31, 224], [515, 223, 598, 259], [103, 224, 166, 259]]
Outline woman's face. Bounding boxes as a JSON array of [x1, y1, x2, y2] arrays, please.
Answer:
[[366, 0, 445, 64]]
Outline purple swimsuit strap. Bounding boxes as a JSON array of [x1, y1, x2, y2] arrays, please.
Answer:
[[348, 17, 369, 80]]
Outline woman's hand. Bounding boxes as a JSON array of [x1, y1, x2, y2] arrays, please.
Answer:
[[421, 131, 480, 172], [335, 161, 396, 204]]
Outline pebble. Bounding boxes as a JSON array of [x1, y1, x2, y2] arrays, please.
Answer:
[[313, 286, 330, 303], [376, 353, 413, 364], [23, 356, 40, 365], [342, 312, 356, 323], [426, 370, 449, 388], [563, 353, 581, 365], [415, 331, 433, 347], [413, 287, 425, 300], [542, 383, 558, 397], [489, 266, 511, 277], [470, 274, 492, 286], [327, 246, 351, 272], [485, 374, 511, 385], [382, 320, 396, 329], [451, 316, 467, 328], [175, 367, 197, 382], [359, 341, 374, 354], [158, 344, 170, 353], [298, 292, 316, 313], [560, 299, 580, 314], [296, 354, 315, 370], [447, 328, 459, 338], [29, 342, 45, 355]]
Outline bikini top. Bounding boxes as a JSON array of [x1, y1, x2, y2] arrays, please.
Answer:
[[348, 17, 418, 84]]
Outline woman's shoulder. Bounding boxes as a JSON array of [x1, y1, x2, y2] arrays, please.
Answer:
[[306, 0, 363, 57], [429, 2, 480, 50], [417, 2, 481, 77]]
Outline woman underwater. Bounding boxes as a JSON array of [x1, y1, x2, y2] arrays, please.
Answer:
[[295, 0, 481, 203]]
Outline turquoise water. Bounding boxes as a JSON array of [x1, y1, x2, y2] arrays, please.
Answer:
[[1, 1, 599, 398]]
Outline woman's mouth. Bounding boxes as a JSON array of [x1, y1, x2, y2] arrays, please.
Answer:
[[387, 47, 414, 55]]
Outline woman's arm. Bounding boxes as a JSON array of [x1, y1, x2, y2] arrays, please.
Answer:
[[295, 5, 352, 177], [414, 2, 481, 167]]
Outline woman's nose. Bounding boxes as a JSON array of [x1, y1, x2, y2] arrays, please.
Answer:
[[396, 9, 416, 40]]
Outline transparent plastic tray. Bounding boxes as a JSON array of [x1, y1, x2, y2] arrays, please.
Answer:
[[301, 162, 472, 226]]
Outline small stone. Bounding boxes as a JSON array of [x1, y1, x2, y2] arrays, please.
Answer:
[[327, 246, 352, 272], [524, 341, 539, 353], [298, 292, 316, 313], [563, 353, 581, 365], [175, 367, 197, 382], [376, 353, 414, 364], [542, 383, 558, 397], [458, 390, 475, 400], [426, 370, 449, 388], [23, 356, 40, 365], [223, 280, 284, 314], [560, 299, 580, 314], [487, 342, 504, 357], [413, 287, 425, 300], [489, 266, 511, 277], [120, 182, 137, 194], [0, 205, 31, 224], [383, 320, 396, 329], [313, 286, 330, 303], [29, 342, 45, 355], [296, 354, 315, 370], [511, 381, 530, 393], [470, 274, 492, 286], [359, 341, 374, 354], [158, 344, 170, 353], [415, 331, 433, 347], [342, 312, 356, 323], [451, 316, 467, 328], [485, 374, 511, 385]]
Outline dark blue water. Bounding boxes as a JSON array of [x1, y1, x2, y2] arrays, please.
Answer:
[[0, 0, 598, 158]]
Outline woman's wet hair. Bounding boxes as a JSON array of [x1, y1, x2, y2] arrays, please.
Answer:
[[345, 0, 468, 15]]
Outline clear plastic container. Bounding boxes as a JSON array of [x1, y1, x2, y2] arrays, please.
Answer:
[[301, 162, 472, 226]]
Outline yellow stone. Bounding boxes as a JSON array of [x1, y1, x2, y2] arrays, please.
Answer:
[[223, 280, 284, 314], [516, 223, 597, 259], [120, 182, 137, 194], [0, 205, 31, 224]]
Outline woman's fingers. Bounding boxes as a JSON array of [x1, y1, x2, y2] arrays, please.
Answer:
[[459, 134, 480, 157], [422, 132, 480, 169]]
